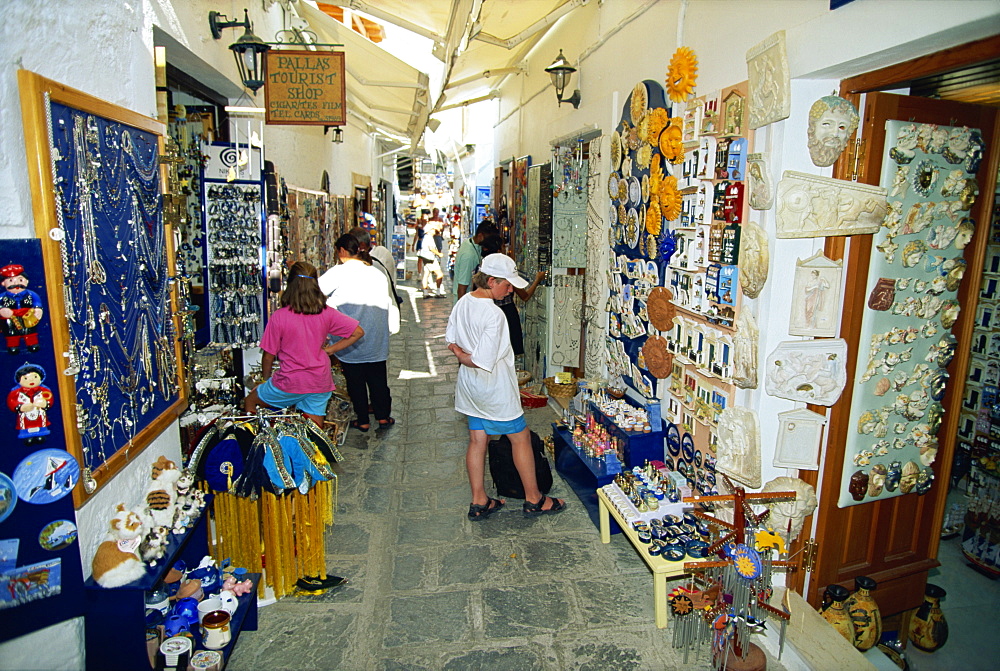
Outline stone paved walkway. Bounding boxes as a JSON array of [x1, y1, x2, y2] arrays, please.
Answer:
[[226, 269, 784, 671]]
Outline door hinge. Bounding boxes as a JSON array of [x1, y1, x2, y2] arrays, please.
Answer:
[[847, 138, 866, 182], [802, 538, 819, 573]]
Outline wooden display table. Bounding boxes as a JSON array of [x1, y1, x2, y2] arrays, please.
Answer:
[[597, 487, 707, 628]]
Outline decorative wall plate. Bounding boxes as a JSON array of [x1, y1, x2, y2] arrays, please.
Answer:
[[608, 172, 621, 199], [630, 82, 648, 125], [611, 131, 623, 171]]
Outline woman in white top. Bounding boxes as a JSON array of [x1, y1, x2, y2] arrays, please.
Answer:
[[319, 234, 394, 431], [446, 254, 566, 520]]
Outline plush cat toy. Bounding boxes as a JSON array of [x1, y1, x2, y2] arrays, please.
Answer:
[[145, 455, 182, 527], [92, 503, 148, 587], [139, 525, 170, 566]]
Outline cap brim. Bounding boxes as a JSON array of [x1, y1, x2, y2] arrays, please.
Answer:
[[508, 275, 528, 289]]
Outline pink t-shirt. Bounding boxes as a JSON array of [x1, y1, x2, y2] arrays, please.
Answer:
[[260, 306, 360, 393]]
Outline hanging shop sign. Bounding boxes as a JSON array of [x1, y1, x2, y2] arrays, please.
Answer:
[[264, 50, 346, 126]]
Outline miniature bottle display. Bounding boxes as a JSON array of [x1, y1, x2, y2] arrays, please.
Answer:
[[845, 575, 881, 651], [909, 583, 948, 652], [821, 584, 856, 644]]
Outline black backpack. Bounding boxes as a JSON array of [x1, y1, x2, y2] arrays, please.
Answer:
[[487, 430, 553, 499]]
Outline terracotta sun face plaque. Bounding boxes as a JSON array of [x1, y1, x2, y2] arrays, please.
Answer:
[[642, 335, 673, 379], [647, 286, 676, 331]]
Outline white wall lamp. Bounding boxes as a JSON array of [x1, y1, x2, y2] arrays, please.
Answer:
[[209, 8, 271, 94], [544, 50, 581, 109]]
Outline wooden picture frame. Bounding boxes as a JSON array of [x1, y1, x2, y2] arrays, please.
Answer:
[[18, 70, 187, 507]]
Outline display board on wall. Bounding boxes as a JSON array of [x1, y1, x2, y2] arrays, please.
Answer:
[[265, 50, 346, 126], [18, 70, 186, 506], [837, 120, 982, 507]]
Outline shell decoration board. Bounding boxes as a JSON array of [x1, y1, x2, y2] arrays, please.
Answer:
[[837, 120, 983, 507]]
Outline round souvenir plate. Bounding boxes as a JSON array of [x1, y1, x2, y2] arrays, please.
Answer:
[[630, 82, 648, 125], [666, 423, 681, 456], [0, 472, 16, 523], [626, 208, 641, 248], [609, 203, 618, 226], [681, 433, 695, 462], [610, 131, 623, 172], [13, 449, 79, 504], [39, 519, 78, 551], [642, 173, 650, 204], [663, 456, 675, 471], [628, 176, 641, 207], [694, 450, 703, 468], [608, 172, 620, 200]]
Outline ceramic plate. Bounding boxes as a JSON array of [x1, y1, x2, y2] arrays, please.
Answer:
[[642, 173, 650, 203], [630, 82, 648, 126], [610, 131, 622, 171], [626, 207, 640, 248], [609, 203, 618, 226], [628, 176, 641, 207], [608, 172, 620, 200]]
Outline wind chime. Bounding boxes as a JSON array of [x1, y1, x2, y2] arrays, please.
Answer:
[[669, 474, 797, 671], [552, 137, 585, 198]]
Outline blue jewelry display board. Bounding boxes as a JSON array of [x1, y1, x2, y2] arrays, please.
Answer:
[[0, 238, 85, 642], [18, 70, 187, 505]]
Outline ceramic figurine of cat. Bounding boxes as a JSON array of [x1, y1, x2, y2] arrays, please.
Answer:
[[139, 525, 170, 566], [145, 455, 182, 527], [92, 503, 147, 588]]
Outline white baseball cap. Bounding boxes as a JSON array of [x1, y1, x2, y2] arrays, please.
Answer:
[[480, 253, 528, 289]]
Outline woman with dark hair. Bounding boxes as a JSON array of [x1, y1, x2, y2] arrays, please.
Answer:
[[244, 261, 364, 427], [319, 234, 395, 431]]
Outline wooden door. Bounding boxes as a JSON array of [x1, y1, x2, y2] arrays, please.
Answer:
[[802, 92, 997, 615]]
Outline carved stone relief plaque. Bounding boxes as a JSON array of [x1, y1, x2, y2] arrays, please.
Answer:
[[747, 153, 774, 210], [765, 339, 849, 406], [716, 405, 762, 489], [776, 171, 888, 238], [746, 30, 791, 130], [733, 309, 759, 389], [739, 220, 769, 299]]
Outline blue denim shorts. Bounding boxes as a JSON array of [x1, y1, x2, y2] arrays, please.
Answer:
[[467, 414, 527, 435], [256, 378, 331, 417]]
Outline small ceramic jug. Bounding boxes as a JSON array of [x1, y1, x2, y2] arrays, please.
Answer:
[[846, 575, 882, 651], [201, 610, 232, 650], [821, 584, 856, 644], [909, 583, 948, 652]]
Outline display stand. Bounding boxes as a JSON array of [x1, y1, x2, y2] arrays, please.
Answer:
[[596, 487, 707, 628], [83, 501, 259, 671], [553, 423, 619, 531], [587, 401, 665, 467]]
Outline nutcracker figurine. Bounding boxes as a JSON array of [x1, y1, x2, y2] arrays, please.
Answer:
[[8, 363, 54, 445], [0, 264, 44, 354]]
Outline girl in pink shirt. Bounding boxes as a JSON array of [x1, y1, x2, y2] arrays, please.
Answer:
[[244, 261, 364, 426]]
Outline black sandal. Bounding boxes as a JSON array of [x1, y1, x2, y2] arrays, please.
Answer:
[[523, 495, 566, 517], [350, 419, 369, 432], [376, 417, 396, 429], [468, 497, 504, 521]]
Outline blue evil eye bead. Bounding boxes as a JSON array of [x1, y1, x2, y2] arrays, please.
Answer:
[[685, 540, 709, 558]]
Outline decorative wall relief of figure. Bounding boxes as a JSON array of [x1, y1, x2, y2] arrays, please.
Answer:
[[739, 221, 769, 299], [716, 405, 761, 489], [806, 95, 860, 167], [0, 264, 45, 354], [746, 30, 791, 130], [747, 153, 774, 210], [776, 171, 888, 238], [765, 339, 849, 406], [733, 309, 760, 389], [789, 252, 843, 337]]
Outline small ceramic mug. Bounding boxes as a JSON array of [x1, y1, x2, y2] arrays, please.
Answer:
[[197, 597, 223, 624], [201, 610, 232, 650]]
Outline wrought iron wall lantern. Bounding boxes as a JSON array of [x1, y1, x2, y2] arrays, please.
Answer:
[[324, 126, 344, 143], [544, 50, 581, 109], [209, 8, 271, 94]]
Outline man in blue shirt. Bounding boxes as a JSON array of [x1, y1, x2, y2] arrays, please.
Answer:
[[452, 220, 498, 300]]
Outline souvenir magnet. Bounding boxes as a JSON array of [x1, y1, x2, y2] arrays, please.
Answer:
[[868, 278, 896, 311]]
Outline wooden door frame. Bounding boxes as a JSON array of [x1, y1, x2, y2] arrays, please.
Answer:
[[786, 33, 1000, 604]]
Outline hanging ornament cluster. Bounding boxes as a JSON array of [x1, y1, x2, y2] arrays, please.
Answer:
[[552, 138, 585, 199], [667, 47, 699, 102]]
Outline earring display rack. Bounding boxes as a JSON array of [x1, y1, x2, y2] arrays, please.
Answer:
[[19, 69, 188, 504]]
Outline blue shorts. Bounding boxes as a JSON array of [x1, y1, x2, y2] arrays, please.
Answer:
[[467, 414, 527, 435], [255, 378, 331, 417]]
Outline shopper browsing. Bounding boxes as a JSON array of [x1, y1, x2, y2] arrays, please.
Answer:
[[418, 222, 446, 298], [319, 234, 396, 432], [477, 236, 546, 358], [244, 261, 364, 427], [452, 220, 498, 300], [446, 253, 567, 520]]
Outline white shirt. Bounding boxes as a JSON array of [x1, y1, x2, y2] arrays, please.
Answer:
[[446, 293, 522, 421], [318, 259, 391, 363]]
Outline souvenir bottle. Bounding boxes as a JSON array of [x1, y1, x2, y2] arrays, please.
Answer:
[[821, 584, 856, 644], [845, 575, 881, 651], [909, 583, 948, 652]]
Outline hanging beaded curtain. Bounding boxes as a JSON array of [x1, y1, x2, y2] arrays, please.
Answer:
[[585, 135, 609, 379], [47, 98, 181, 483]]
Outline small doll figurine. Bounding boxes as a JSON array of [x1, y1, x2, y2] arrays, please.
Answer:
[[0, 264, 44, 354], [7, 363, 54, 444]]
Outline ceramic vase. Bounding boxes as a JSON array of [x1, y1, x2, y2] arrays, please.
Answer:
[[821, 584, 856, 644], [846, 575, 882, 651], [909, 583, 948, 652]]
